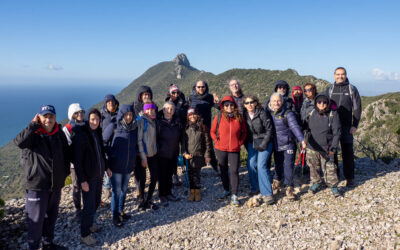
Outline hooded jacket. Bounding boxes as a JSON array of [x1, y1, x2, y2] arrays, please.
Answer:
[[14, 121, 70, 191], [72, 108, 108, 184], [268, 104, 304, 152], [325, 79, 361, 143], [306, 93, 341, 154], [182, 117, 212, 158], [101, 94, 119, 133], [210, 96, 247, 152], [157, 112, 182, 159], [263, 80, 295, 112], [188, 82, 219, 129], [138, 114, 158, 160], [63, 103, 85, 146], [244, 108, 274, 151], [133, 86, 154, 116]]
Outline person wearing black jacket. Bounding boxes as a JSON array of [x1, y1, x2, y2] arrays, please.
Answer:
[[157, 101, 182, 206], [325, 67, 362, 187], [132, 85, 154, 116], [243, 95, 275, 205], [72, 108, 112, 246], [305, 93, 341, 197], [14, 105, 70, 250]]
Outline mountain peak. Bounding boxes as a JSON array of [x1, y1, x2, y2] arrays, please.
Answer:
[[173, 53, 190, 67]]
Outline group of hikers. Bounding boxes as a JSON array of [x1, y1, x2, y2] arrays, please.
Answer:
[[14, 66, 362, 249]]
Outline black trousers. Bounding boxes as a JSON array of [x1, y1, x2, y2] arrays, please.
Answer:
[[158, 157, 177, 197], [188, 156, 205, 189], [134, 155, 159, 201], [70, 168, 82, 212], [26, 189, 62, 250], [215, 149, 240, 195], [335, 142, 355, 181], [81, 179, 102, 237]]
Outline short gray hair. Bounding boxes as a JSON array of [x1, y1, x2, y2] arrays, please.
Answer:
[[228, 78, 241, 86], [268, 92, 283, 111], [163, 101, 175, 110]]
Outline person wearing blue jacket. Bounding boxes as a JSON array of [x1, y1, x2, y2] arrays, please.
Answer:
[[103, 104, 137, 227], [268, 93, 306, 200]]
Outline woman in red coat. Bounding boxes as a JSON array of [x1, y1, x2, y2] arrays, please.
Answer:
[[210, 96, 247, 206]]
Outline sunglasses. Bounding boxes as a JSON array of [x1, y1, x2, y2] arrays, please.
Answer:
[[196, 86, 205, 89], [224, 103, 235, 107], [317, 101, 328, 105], [304, 89, 313, 92], [244, 100, 256, 105], [171, 91, 179, 95], [75, 111, 85, 115]]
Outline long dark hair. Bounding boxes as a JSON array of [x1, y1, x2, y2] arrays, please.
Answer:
[[221, 102, 242, 123], [242, 95, 263, 111]]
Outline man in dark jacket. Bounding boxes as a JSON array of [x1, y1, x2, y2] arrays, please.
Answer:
[[14, 105, 70, 250], [300, 82, 318, 128], [132, 85, 154, 116], [325, 67, 362, 187], [305, 94, 341, 197], [229, 78, 245, 115]]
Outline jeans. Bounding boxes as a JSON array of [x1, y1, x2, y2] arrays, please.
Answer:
[[110, 173, 131, 217], [81, 179, 102, 237], [247, 142, 273, 196]]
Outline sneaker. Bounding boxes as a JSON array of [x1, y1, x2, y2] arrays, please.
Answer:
[[112, 216, 123, 227], [262, 195, 275, 205], [119, 212, 131, 221], [80, 235, 97, 246], [218, 190, 231, 200], [346, 179, 354, 188], [286, 187, 296, 201], [231, 194, 240, 207], [331, 187, 340, 197], [159, 196, 169, 207], [148, 201, 159, 210], [42, 243, 68, 250], [308, 183, 320, 194], [89, 224, 101, 233], [166, 194, 180, 202]]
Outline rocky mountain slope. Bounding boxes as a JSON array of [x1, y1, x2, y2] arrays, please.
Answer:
[[1, 158, 400, 249]]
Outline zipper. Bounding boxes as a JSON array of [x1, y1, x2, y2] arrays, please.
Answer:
[[229, 118, 232, 151], [125, 131, 130, 171]]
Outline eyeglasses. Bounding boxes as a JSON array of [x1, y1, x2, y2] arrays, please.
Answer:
[[224, 103, 235, 107], [75, 111, 85, 115], [244, 100, 256, 105], [317, 101, 328, 105], [196, 86, 205, 89], [304, 89, 313, 92], [171, 91, 179, 95], [277, 86, 286, 89]]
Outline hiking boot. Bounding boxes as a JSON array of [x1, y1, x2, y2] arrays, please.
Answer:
[[112, 216, 123, 227], [188, 189, 195, 202], [194, 189, 201, 202], [346, 179, 354, 187], [286, 187, 296, 200], [218, 190, 231, 200], [172, 175, 182, 186], [90, 224, 101, 233], [119, 212, 131, 221], [231, 194, 240, 207], [308, 183, 320, 194], [262, 195, 275, 205], [331, 187, 340, 197], [104, 188, 112, 199], [42, 242, 68, 250], [166, 194, 180, 202], [81, 235, 97, 246], [159, 196, 169, 207], [272, 179, 281, 191]]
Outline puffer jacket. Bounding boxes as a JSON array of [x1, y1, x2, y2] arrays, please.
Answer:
[[188, 81, 219, 129], [100, 94, 119, 131], [104, 104, 138, 174], [306, 93, 341, 154], [138, 115, 158, 160], [182, 118, 212, 158], [269, 106, 304, 152], [244, 108, 274, 151], [14, 122, 70, 191], [210, 96, 247, 152], [157, 113, 182, 159]]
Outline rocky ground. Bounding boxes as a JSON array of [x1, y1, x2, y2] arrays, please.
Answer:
[[1, 157, 400, 249]]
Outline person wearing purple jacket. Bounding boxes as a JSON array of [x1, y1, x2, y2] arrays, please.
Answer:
[[267, 93, 306, 200]]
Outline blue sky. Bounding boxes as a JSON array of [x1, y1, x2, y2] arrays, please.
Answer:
[[0, 0, 399, 95]]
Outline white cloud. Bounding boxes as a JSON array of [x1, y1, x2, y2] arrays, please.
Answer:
[[371, 68, 400, 81], [47, 64, 63, 71]]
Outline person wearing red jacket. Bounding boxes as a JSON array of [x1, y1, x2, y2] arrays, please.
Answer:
[[210, 96, 247, 206]]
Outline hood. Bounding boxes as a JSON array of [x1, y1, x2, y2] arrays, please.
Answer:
[[103, 94, 119, 113], [68, 103, 84, 121], [191, 81, 210, 96], [314, 93, 333, 113], [116, 104, 136, 123], [136, 86, 153, 103], [219, 95, 238, 110], [273, 80, 290, 97], [291, 85, 304, 107]]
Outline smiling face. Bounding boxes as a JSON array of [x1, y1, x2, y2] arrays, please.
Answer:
[[334, 68, 347, 84], [293, 89, 302, 98], [316, 99, 328, 111], [188, 113, 198, 123], [73, 110, 85, 122], [106, 100, 115, 113], [89, 113, 100, 130], [304, 85, 315, 99], [141, 92, 152, 103], [144, 108, 156, 119], [229, 80, 240, 95], [195, 81, 206, 95], [277, 85, 287, 95], [39, 113, 56, 132], [270, 95, 283, 111], [244, 98, 256, 112], [124, 111, 133, 124], [163, 103, 175, 118], [223, 102, 235, 113]]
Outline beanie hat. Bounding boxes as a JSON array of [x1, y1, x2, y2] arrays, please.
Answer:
[[187, 108, 198, 116], [292, 85, 302, 91], [143, 103, 157, 112], [169, 84, 180, 94], [68, 103, 84, 120]]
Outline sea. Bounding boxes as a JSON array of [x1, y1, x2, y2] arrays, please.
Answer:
[[0, 84, 124, 147]]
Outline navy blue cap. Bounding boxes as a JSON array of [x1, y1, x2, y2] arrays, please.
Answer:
[[39, 105, 56, 116]]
